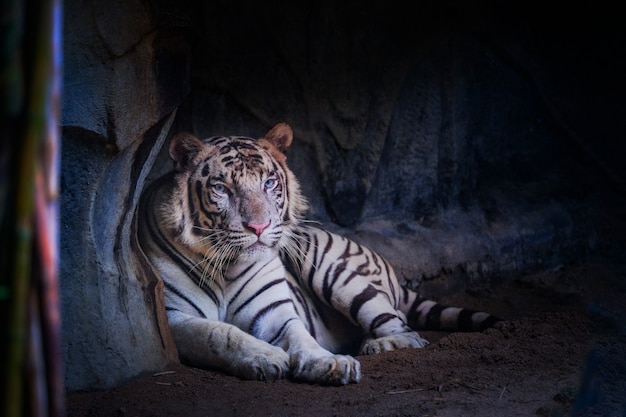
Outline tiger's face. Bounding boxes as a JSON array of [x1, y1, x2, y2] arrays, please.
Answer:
[[165, 123, 306, 270]]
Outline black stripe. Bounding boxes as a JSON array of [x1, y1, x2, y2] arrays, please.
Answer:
[[163, 281, 207, 318], [219, 145, 233, 154], [480, 314, 502, 331], [306, 233, 321, 290], [206, 136, 228, 146], [230, 140, 257, 150], [187, 180, 202, 232], [249, 299, 293, 336], [457, 308, 475, 331], [337, 269, 358, 288], [340, 239, 364, 260], [323, 236, 348, 304], [195, 180, 218, 226], [227, 262, 256, 283], [323, 262, 343, 304], [232, 278, 285, 316], [401, 287, 411, 306], [280, 164, 290, 222], [226, 269, 259, 304], [405, 296, 424, 328], [293, 232, 306, 275], [423, 303, 445, 330], [350, 285, 378, 322], [343, 256, 369, 286], [287, 280, 316, 339], [370, 252, 383, 276], [369, 312, 397, 335], [382, 259, 396, 301], [266, 317, 297, 345]]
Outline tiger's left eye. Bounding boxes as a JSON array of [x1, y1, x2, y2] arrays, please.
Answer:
[[264, 177, 278, 191]]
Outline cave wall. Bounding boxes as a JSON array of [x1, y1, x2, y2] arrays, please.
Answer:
[[60, 0, 626, 390], [60, 0, 187, 390]]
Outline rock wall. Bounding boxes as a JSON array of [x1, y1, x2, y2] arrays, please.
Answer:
[[60, 0, 626, 390], [60, 0, 187, 389]]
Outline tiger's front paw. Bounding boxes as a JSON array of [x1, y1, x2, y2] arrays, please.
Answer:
[[291, 353, 361, 385], [359, 332, 429, 355], [236, 345, 290, 381]]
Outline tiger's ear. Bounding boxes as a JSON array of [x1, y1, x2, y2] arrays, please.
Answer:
[[169, 132, 204, 170], [262, 123, 293, 153]]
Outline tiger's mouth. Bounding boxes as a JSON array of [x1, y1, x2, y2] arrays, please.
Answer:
[[247, 240, 268, 249], [238, 238, 279, 261], [245, 239, 278, 251]]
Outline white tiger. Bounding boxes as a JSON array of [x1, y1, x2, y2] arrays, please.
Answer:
[[136, 123, 501, 385]]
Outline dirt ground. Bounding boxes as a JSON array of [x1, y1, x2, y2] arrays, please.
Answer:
[[66, 263, 625, 417]]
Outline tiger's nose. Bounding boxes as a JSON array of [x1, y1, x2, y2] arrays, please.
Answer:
[[244, 220, 270, 236]]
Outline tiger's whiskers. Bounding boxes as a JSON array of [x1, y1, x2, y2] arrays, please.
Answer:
[[281, 226, 316, 276], [189, 226, 239, 287]]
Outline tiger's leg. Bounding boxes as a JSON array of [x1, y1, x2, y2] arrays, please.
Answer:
[[168, 312, 292, 381], [170, 304, 359, 383], [300, 228, 428, 355], [351, 273, 430, 354], [227, 273, 361, 385], [345, 279, 430, 355], [255, 307, 362, 385]]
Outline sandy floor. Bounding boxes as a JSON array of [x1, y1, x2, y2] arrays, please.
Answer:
[[66, 263, 625, 417]]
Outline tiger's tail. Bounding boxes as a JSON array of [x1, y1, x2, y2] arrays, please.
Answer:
[[401, 289, 502, 332]]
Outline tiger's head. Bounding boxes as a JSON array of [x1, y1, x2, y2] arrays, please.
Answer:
[[164, 123, 308, 273]]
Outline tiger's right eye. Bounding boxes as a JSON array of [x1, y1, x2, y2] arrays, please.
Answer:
[[213, 183, 227, 194]]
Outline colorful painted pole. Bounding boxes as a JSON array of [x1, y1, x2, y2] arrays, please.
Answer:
[[1, 0, 64, 416]]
